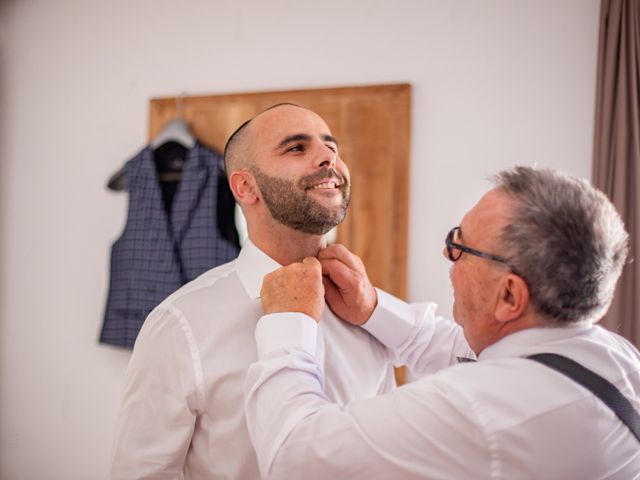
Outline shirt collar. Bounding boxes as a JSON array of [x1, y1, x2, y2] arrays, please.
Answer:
[[236, 239, 282, 300], [478, 324, 594, 361]]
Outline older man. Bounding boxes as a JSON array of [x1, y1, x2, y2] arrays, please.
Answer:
[[245, 166, 640, 479], [110, 104, 467, 479]]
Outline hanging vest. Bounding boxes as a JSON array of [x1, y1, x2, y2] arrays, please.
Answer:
[[100, 143, 240, 348]]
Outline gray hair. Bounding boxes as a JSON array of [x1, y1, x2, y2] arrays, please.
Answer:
[[493, 166, 629, 325]]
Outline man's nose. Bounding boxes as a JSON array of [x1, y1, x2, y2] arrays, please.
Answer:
[[317, 146, 337, 169]]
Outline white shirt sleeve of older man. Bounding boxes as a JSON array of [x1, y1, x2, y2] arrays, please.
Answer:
[[363, 289, 474, 373], [244, 290, 480, 479]]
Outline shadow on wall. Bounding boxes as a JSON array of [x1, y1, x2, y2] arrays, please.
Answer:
[[0, 1, 19, 316], [0, 0, 11, 461]]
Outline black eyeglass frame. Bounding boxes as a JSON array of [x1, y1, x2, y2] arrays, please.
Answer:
[[445, 226, 521, 275]]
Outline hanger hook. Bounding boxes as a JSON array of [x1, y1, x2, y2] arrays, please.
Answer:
[[176, 92, 187, 119]]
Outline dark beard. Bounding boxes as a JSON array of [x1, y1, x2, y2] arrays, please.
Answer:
[[251, 166, 350, 235]]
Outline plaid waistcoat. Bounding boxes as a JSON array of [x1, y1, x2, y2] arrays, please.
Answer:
[[100, 143, 239, 348]]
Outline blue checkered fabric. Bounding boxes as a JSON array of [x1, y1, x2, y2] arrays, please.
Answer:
[[100, 143, 240, 348]]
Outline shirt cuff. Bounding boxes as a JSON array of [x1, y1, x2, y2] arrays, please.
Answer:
[[255, 312, 318, 358], [362, 288, 419, 349]]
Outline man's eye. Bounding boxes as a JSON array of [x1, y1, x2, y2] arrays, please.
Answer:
[[326, 144, 337, 153], [286, 145, 304, 153]]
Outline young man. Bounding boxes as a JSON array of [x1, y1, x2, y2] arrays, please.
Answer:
[[246, 166, 640, 479], [110, 104, 471, 479]]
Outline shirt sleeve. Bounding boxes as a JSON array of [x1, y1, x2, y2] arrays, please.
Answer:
[[362, 289, 475, 375], [110, 306, 201, 480], [244, 312, 491, 480]]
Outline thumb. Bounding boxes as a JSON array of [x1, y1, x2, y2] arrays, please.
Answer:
[[302, 256, 320, 268], [322, 276, 340, 303], [302, 257, 322, 276], [323, 276, 346, 318]]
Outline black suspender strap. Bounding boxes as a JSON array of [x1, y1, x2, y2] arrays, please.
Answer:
[[527, 353, 640, 443]]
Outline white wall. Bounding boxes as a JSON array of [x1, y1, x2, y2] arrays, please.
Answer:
[[0, 1, 599, 478]]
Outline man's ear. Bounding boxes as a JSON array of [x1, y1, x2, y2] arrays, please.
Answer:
[[495, 273, 529, 323], [229, 170, 259, 205]]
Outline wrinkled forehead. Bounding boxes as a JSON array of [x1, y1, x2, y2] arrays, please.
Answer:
[[249, 105, 334, 148]]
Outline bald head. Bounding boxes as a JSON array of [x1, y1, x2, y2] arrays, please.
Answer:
[[223, 103, 300, 177]]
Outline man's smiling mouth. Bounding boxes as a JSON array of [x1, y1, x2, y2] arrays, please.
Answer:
[[307, 181, 340, 190]]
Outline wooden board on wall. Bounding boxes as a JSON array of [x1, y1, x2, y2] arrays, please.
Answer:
[[149, 84, 411, 302]]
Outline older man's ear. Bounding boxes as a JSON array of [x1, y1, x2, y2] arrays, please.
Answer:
[[494, 274, 529, 324]]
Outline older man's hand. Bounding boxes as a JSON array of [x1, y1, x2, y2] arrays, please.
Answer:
[[260, 257, 325, 322], [317, 244, 377, 326]]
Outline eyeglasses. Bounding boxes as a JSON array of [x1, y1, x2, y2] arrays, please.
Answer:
[[445, 226, 520, 275]]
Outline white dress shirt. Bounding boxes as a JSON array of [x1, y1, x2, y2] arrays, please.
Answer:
[[245, 295, 640, 480], [110, 240, 398, 480]]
